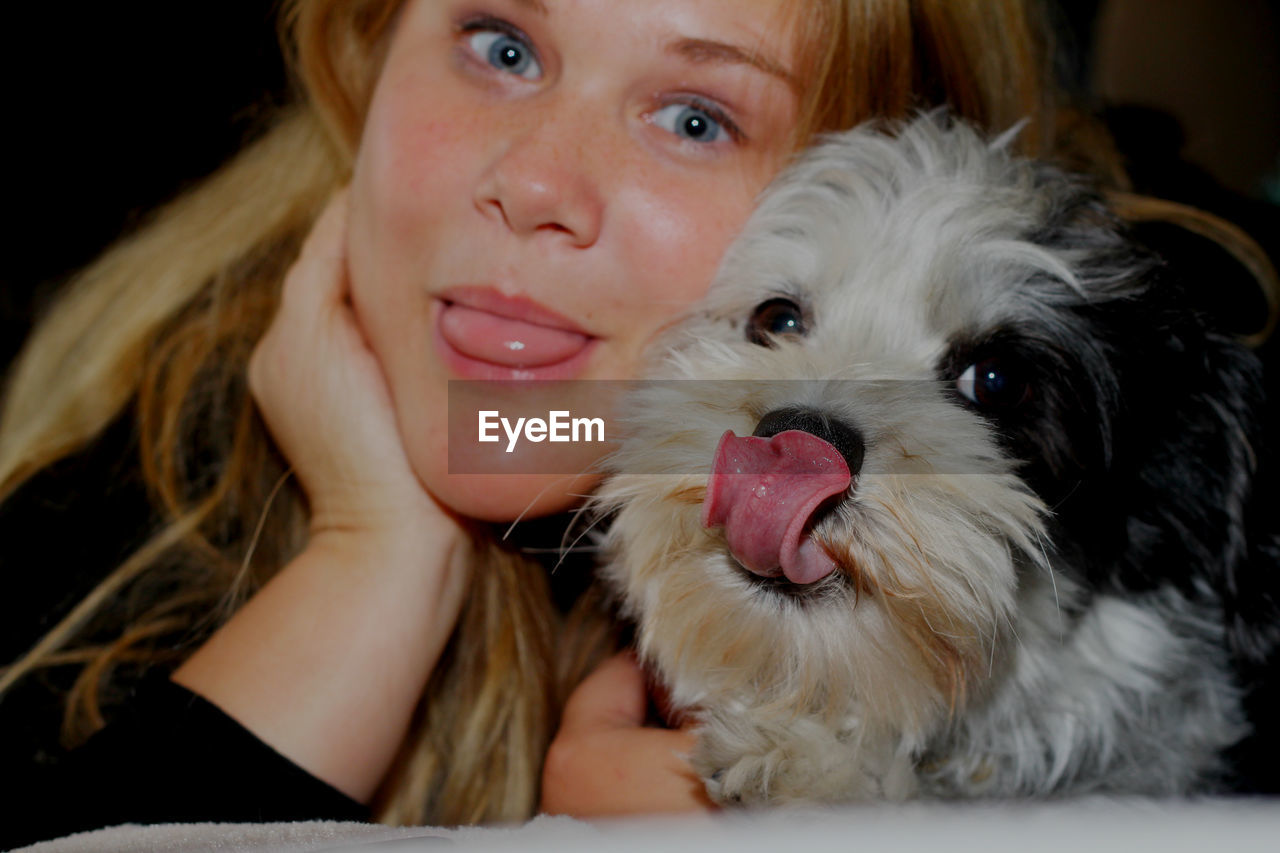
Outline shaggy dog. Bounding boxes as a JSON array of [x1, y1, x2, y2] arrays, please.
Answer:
[[595, 115, 1278, 804]]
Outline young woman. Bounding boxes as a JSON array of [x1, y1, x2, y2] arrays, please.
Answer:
[[0, 0, 1117, 845]]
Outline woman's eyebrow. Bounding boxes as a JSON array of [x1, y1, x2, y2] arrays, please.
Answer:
[[668, 37, 799, 91]]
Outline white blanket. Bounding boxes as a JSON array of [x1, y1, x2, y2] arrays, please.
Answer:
[[14, 800, 1280, 853]]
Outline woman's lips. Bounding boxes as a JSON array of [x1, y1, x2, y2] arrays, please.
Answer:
[[434, 287, 596, 379]]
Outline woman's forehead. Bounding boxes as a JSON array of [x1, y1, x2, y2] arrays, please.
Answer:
[[495, 0, 802, 68]]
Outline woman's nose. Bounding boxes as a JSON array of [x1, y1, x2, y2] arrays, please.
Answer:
[[474, 102, 606, 248]]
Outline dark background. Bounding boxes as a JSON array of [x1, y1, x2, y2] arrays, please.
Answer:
[[2, 2, 288, 369], [2, 0, 1279, 372]]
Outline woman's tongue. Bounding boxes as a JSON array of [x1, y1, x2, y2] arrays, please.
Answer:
[[440, 302, 589, 367]]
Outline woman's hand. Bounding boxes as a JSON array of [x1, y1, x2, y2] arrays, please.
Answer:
[[540, 653, 718, 817], [175, 189, 472, 804], [248, 187, 435, 537]]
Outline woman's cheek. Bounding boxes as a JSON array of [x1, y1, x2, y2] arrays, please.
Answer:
[[623, 183, 755, 315]]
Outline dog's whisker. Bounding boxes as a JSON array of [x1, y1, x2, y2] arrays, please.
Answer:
[[558, 498, 598, 552], [501, 457, 605, 542], [1047, 479, 1084, 514], [988, 624, 998, 678], [1029, 527, 1064, 642], [502, 497, 550, 542], [1001, 610, 1022, 654], [553, 511, 610, 574]]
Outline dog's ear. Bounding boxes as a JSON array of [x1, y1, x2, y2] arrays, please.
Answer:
[[1103, 208, 1280, 795], [1109, 192, 1279, 348], [1093, 209, 1280, 667]]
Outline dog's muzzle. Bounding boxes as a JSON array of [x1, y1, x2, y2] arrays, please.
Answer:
[[702, 408, 859, 586]]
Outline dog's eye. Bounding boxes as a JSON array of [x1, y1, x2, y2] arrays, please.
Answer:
[[956, 358, 1031, 410], [747, 298, 807, 346]]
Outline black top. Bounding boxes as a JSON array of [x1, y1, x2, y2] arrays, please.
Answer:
[[3, 672, 368, 850], [0, 416, 368, 851]]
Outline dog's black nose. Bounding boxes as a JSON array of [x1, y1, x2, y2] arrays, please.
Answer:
[[753, 408, 865, 476]]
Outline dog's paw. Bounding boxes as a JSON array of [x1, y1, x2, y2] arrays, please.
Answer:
[[692, 710, 916, 805]]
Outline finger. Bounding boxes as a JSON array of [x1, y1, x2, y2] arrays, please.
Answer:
[[249, 188, 355, 402], [279, 187, 352, 318], [559, 652, 648, 733]]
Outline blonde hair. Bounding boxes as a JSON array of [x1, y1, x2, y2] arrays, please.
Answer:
[[1, 0, 1143, 826]]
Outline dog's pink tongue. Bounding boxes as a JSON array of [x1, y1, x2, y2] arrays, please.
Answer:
[[702, 430, 851, 585]]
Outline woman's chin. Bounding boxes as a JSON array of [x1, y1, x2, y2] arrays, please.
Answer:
[[433, 472, 602, 523]]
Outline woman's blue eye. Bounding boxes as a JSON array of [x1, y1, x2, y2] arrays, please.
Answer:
[[467, 29, 542, 81], [653, 104, 726, 144]]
